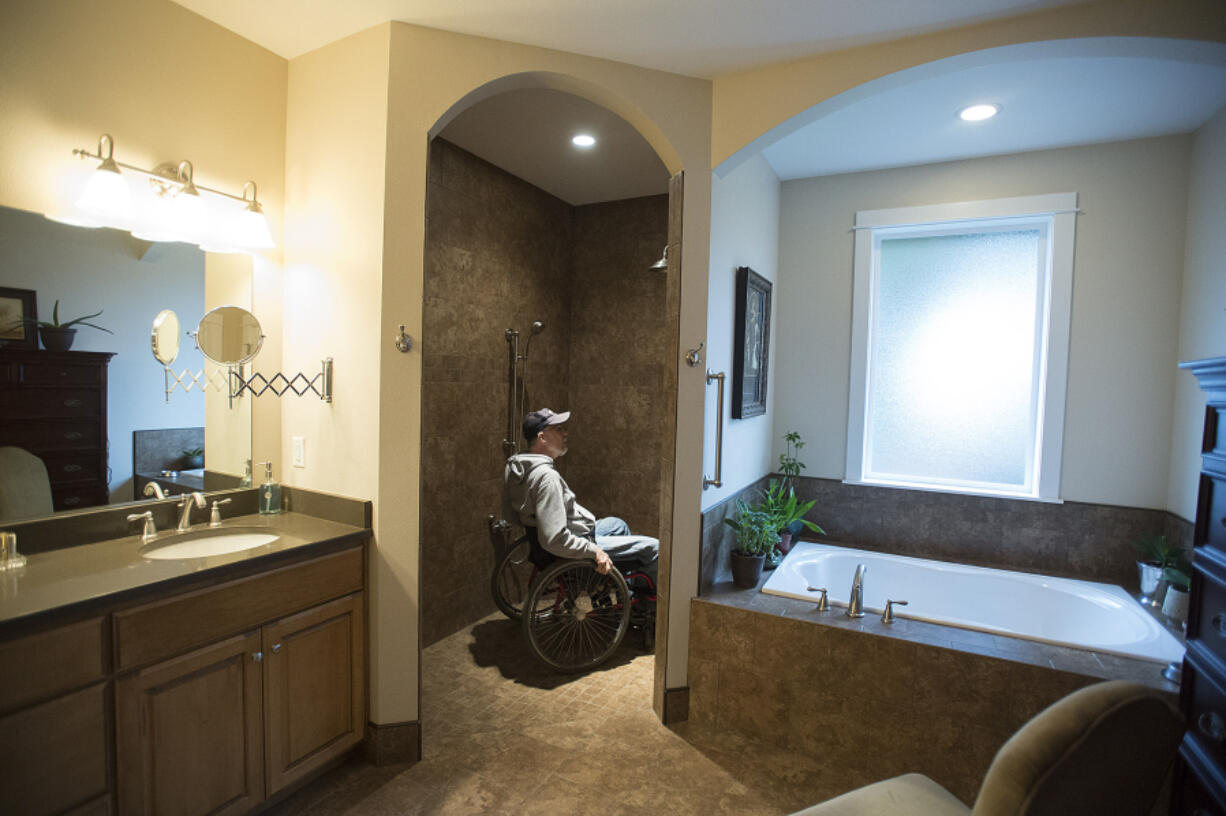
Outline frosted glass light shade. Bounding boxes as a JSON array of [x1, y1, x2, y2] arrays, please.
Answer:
[[866, 228, 1046, 492], [233, 208, 275, 250], [131, 192, 186, 243], [76, 167, 131, 223]]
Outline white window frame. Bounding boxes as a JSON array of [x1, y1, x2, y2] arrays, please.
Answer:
[[845, 192, 1078, 502]]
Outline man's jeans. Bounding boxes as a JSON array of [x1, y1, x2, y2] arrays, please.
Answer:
[[594, 516, 659, 585]]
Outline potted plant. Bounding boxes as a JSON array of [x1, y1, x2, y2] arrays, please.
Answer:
[[181, 448, 204, 469], [778, 430, 807, 494], [760, 478, 825, 557], [724, 499, 779, 588], [30, 300, 113, 352], [1161, 561, 1191, 625], [1133, 534, 1185, 608]]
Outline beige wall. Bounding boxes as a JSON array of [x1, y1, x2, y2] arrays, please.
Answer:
[[710, 0, 1226, 170], [283, 23, 716, 722], [776, 135, 1191, 510], [1169, 106, 1226, 520]]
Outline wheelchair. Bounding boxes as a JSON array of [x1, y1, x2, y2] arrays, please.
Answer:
[[487, 515, 656, 672]]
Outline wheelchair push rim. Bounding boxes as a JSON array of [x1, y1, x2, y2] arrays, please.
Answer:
[[491, 535, 535, 621], [522, 558, 631, 673]]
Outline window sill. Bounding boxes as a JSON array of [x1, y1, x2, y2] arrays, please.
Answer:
[[841, 478, 1064, 504]]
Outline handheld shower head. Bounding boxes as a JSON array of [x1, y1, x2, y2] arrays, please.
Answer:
[[530, 321, 544, 335]]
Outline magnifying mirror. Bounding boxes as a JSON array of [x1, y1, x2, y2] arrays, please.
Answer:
[[150, 309, 181, 365], [194, 305, 264, 366]]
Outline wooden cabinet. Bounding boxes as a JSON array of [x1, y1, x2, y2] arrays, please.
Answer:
[[263, 593, 365, 794], [115, 631, 265, 816], [113, 546, 366, 814], [0, 618, 109, 816], [1175, 356, 1226, 815], [0, 349, 115, 511]]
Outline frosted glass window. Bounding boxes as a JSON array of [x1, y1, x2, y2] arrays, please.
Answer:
[[846, 193, 1077, 501], [865, 227, 1047, 493]]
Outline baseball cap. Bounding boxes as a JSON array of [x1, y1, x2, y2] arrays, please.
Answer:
[[523, 408, 570, 440]]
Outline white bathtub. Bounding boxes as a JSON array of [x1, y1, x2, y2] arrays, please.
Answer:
[[761, 542, 1184, 665]]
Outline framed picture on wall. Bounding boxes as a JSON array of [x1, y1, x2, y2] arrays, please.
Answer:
[[0, 287, 37, 349], [732, 266, 771, 419]]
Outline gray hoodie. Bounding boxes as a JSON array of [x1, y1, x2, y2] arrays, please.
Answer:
[[502, 453, 600, 561]]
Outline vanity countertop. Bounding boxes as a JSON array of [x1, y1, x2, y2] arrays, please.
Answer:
[[0, 512, 369, 627]]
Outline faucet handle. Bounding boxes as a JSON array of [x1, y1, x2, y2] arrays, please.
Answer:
[[881, 599, 908, 624], [806, 586, 829, 612], [126, 510, 157, 542], [210, 498, 232, 527]]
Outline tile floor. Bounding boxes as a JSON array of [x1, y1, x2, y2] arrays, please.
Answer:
[[270, 612, 865, 815]]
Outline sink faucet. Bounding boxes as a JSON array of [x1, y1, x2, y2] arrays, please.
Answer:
[[846, 563, 867, 618], [177, 492, 206, 532], [127, 510, 157, 543], [143, 482, 166, 500]]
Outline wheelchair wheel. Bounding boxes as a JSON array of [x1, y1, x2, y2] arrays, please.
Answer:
[[491, 535, 535, 621], [522, 559, 631, 673]]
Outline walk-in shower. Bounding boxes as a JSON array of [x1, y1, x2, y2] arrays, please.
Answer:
[[502, 321, 544, 457]]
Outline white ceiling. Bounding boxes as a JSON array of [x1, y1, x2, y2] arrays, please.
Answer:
[[169, 2, 1226, 203], [761, 40, 1226, 179], [439, 89, 668, 206], [171, 0, 1085, 78]]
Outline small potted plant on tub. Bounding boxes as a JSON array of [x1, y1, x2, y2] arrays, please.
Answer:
[[1133, 534, 1185, 608], [761, 478, 825, 558], [724, 499, 778, 589], [1161, 558, 1192, 626], [181, 448, 204, 469]]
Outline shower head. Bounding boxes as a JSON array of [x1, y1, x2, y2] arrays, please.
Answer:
[[530, 321, 544, 335], [649, 245, 668, 271]]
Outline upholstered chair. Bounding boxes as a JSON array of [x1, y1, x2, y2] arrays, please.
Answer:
[[0, 446, 54, 521], [791, 680, 1183, 816]]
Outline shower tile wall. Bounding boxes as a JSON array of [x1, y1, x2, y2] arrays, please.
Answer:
[[422, 140, 571, 646], [422, 140, 669, 646], [566, 196, 669, 535]]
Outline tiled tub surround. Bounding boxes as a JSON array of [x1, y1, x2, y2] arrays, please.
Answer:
[[701, 476, 1195, 594], [421, 138, 668, 646], [687, 585, 1179, 805]]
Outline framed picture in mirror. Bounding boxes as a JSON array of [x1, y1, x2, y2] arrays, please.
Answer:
[[0, 286, 37, 349], [732, 266, 771, 419]]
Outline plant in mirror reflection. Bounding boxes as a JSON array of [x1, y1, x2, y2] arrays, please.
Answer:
[[28, 300, 113, 333]]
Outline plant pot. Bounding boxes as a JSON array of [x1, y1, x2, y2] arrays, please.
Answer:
[[730, 551, 766, 589], [777, 531, 794, 555], [183, 455, 204, 469], [39, 327, 77, 352], [1162, 586, 1190, 624], [1137, 561, 1167, 607]]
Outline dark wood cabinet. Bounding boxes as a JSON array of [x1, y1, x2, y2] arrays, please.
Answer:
[[1175, 356, 1226, 815], [0, 349, 115, 511]]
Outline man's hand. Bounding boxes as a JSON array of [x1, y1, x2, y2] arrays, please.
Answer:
[[593, 548, 613, 575]]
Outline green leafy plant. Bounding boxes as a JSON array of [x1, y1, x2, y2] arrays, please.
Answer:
[[778, 430, 807, 491], [30, 300, 113, 334], [182, 447, 204, 457], [723, 500, 780, 557], [1163, 566, 1191, 592], [760, 479, 824, 537], [1133, 534, 1184, 569]]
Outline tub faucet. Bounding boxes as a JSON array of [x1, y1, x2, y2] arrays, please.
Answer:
[[846, 563, 867, 618], [177, 492, 206, 531], [143, 482, 165, 500]]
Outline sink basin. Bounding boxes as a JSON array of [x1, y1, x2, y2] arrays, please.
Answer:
[[141, 528, 280, 560]]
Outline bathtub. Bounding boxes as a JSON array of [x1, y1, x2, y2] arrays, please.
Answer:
[[761, 542, 1184, 665]]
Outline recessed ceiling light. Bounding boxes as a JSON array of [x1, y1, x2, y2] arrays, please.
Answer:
[[959, 104, 1000, 122], [572, 134, 596, 148]]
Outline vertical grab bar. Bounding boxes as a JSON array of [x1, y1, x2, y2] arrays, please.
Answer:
[[704, 370, 725, 490]]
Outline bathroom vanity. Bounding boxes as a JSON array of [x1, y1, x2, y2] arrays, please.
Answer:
[[0, 510, 369, 816]]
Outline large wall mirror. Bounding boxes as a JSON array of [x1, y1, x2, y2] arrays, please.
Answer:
[[0, 204, 253, 522]]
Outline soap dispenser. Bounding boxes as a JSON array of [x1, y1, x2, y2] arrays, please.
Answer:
[[258, 461, 282, 515]]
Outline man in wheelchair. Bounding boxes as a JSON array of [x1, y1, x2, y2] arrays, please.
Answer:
[[502, 408, 658, 583]]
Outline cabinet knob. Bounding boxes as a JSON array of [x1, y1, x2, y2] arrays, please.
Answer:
[[1213, 614, 1226, 637], [272, 643, 282, 653], [253, 651, 263, 662], [63, 431, 83, 440], [1197, 710, 1226, 743], [62, 496, 81, 506], [63, 464, 82, 473], [63, 398, 83, 408]]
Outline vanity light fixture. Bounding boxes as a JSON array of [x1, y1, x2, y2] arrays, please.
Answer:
[[55, 133, 275, 252], [958, 103, 1000, 122], [571, 133, 596, 148]]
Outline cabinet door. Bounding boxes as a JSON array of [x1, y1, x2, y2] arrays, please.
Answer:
[[264, 592, 365, 795], [116, 630, 264, 816]]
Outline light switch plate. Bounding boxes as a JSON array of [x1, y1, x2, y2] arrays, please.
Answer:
[[292, 436, 305, 468]]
